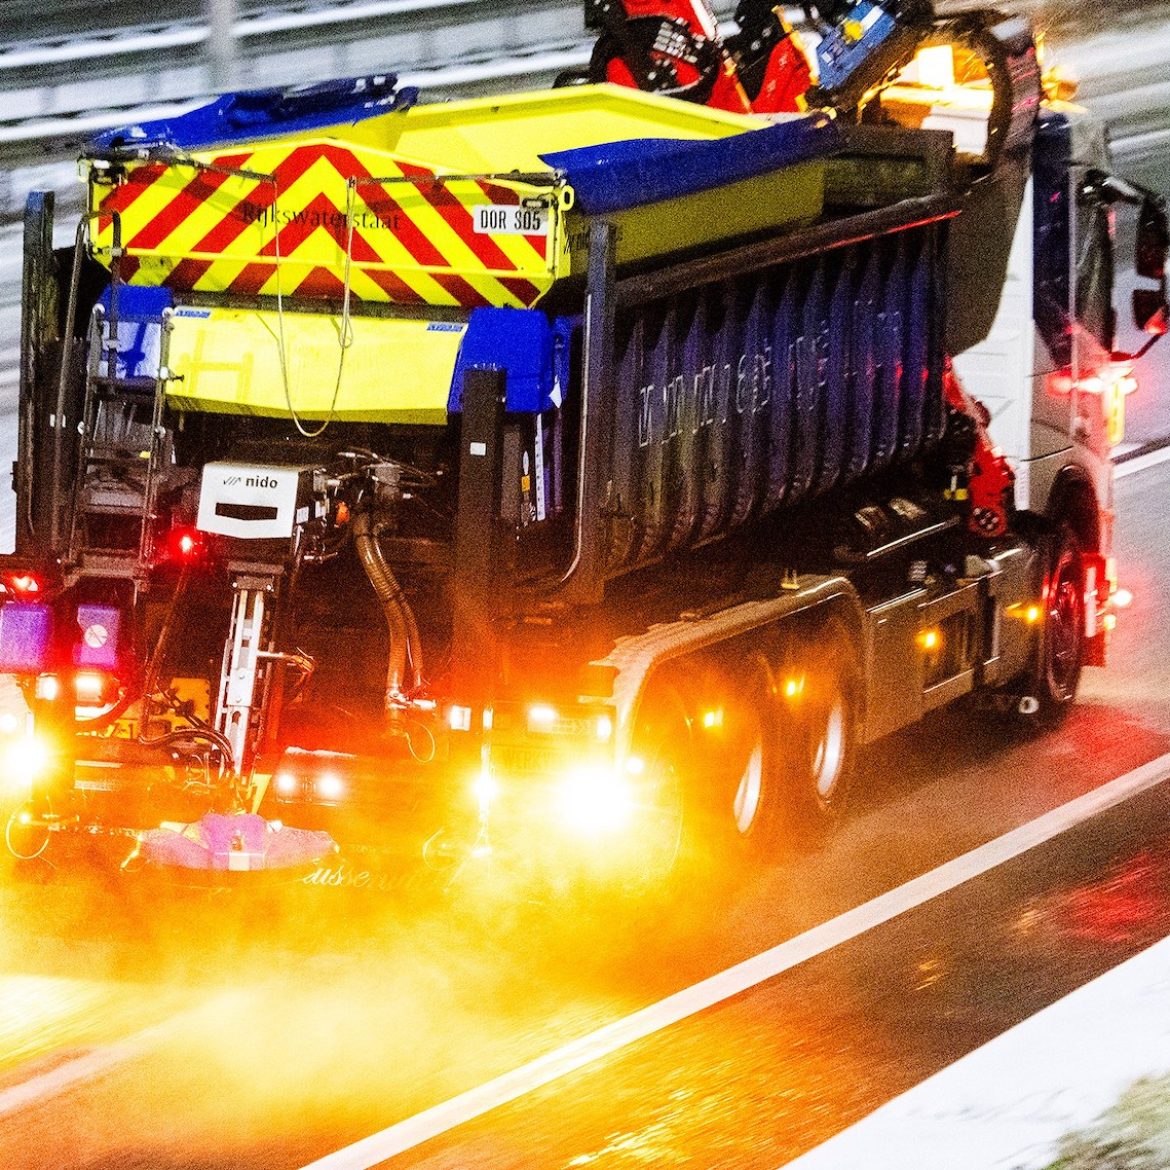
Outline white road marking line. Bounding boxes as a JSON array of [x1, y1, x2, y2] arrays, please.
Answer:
[[1115, 444, 1170, 478], [299, 750, 1170, 1170], [0, 991, 243, 1119]]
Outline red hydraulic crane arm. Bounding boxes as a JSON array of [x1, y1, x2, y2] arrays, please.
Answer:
[[584, 0, 811, 114]]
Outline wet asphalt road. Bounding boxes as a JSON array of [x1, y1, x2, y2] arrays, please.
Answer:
[[0, 462, 1165, 1169]]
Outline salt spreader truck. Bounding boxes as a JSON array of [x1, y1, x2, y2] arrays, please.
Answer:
[[0, 0, 1166, 877]]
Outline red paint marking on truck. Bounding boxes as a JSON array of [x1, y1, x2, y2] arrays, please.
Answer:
[[124, 154, 249, 252]]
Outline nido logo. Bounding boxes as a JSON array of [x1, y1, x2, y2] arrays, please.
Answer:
[[245, 475, 278, 489]]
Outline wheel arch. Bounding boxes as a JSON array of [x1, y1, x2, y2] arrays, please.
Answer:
[[1045, 464, 1101, 555], [611, 579, 867, 756]]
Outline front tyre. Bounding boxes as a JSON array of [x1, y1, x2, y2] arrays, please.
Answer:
[[1031, 525, 1086, 723]]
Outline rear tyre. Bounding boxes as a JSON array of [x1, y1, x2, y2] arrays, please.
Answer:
[[722, 660, 785, 857], [626, 679, 692, 887], [775, 624, 860, 846]]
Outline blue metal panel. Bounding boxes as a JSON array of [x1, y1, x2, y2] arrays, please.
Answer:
[[449, 308, 557, 414], [814, 1, 901, 95], [791, 261, 827, 503], [872, 237, 908, 472], [96, 285, 173, 381], [600, 218, 949, 577], [764, 272, 797, 511], [0, 602, 52, 674], [695, 284, 739, 545], [540, 114, 839, 215], [88, 76, 415, 154], [899, 232, 931, 459]]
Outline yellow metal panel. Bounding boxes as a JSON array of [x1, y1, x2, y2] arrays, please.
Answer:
[[565, 161, 826, 273], [166, 308, 462, 423], [91, 140, 568, 308], [347, 84, 770, 171], [87, 85, 815, 306]]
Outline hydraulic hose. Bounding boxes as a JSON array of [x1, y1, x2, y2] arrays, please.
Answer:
[[353, 509, 422, 702]]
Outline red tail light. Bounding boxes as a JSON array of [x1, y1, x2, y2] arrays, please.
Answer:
[[167, 525, 208, 565], [5, 573, 41, 597]]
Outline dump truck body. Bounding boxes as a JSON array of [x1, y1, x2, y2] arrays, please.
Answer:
[[1, 9, 1165, 880]]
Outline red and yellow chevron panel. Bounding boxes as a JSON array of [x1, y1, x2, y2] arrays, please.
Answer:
[[89, 139, 570, 309]]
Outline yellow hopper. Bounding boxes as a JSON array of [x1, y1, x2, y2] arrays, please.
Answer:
[[87, 82, 837, 310]]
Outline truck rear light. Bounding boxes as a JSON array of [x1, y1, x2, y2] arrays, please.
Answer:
[[74, 670, 117, 706], [34, 675, 61, 702], [527, 703, 558, 731], [557, 763, 634, 835], [1, 566, 61, 601], [1113, 588, 1133, 609], [167, 525, 207, 564], [273, 772, 300, 798], [2, 734, 51, 790], [448, 705, 473, 732], [315, 772, 345, 802], [471, 766, 499, 815], [1071, 362, 1138, 446]]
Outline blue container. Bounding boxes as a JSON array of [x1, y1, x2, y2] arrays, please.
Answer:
[[0, 602, 52, 674]]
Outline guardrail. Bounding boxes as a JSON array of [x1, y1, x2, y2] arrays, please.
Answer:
[[2, 1, 1168, 216], [0, 0, 603, 132]]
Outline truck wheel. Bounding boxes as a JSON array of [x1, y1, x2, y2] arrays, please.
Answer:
[[724, 661, 784, 856], [3, 800, 51, 874], [627, 680, 691, 884], [1030, 526, 1086, 723], [777, 625, 859, 845]]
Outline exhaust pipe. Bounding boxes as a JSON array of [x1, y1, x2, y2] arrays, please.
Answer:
[[353, 509, 422, 704]]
